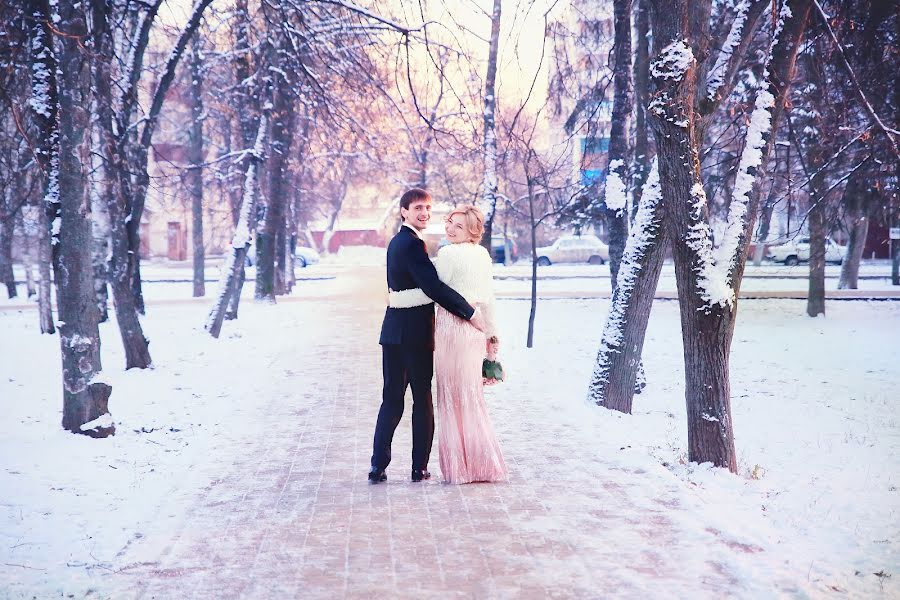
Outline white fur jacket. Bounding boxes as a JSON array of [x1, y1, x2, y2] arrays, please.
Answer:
[[434, 242, 499, 339]]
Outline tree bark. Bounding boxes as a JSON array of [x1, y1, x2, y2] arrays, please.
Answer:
[[53, 0, 114, 436], [604, 0, 634, 292], [92, 0, 152, 369], [838, 166, 870, 289], [631, 0, 651, 223], [479, 0, 502, 257], [0, 213, 15, 299], [255, 76, 293, 302], [589, 162, 665, 412], [648, 0, 811, 471], [807, 173, 827, 317], [27, 0, 58, 334], [188, 38, 205, 298], [526, 178, 537, 349], [208, 114, 268, 338]]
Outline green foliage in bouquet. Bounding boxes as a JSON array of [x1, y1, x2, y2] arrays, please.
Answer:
[[482, 335, 504, 383]]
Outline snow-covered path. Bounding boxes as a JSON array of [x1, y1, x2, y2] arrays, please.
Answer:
[[2, 266, 897, 598]]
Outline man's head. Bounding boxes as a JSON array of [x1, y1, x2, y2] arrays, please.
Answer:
[[399, 188, 432, 232]]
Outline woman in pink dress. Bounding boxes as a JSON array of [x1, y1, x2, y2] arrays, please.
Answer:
[[433, 205, 508, 484]]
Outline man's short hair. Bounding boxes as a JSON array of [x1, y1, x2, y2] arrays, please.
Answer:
[[400, 188, 431, 211]]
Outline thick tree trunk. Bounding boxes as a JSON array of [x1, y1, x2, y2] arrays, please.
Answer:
[[604, 0, 634, 292], [208, 115, 268, 338], [54, 0, 114, 436], [838, 167, 870, 289], [648, 0, 810, 472], [479, 0, 502, 257], [255, 81, 293, 302], [188, 39, 205, 298], [589, 162, 665, 412]]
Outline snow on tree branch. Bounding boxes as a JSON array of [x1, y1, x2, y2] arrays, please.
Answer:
[[588, 160, 662, 400], [706, 0, 752, 101]]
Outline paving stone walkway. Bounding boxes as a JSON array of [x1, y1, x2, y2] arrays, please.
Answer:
[[103, 268, 791, 599]]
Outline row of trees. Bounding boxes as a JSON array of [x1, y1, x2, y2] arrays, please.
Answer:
[[584, 0, 897, 472], [1, 0, 895, 464]]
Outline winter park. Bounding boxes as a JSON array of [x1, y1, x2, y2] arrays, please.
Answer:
[[1, 0, 899, 598]]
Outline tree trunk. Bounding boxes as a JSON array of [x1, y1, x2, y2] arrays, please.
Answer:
[[27, 0, 58, 334], [479, 0, 502, 257], [91, 0, 152, 368], [89, 125, 111, 323], [54, 0, 114, 436], [604, 0, 633, 292], [255, 80, 293, 302], [648, 0, 810, 472], [123, 0, 214, 313], [19, 212, 37, 298], [188, 39, 205, 298], [208, 114, 268, 338], [807, 179, 827, 317], [631, 0, 651, 223], [0, 215, 15, 299], [526, 179, 537, 349], [838, 166, 870, 289], [752, 183, 778, 266], [37, 198, 55, 334], [589, 162, 665, 412]]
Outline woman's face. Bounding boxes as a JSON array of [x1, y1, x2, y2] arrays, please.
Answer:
[[445, 213, 470, 244]]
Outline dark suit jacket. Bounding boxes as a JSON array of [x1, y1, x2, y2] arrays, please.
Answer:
[[379, 226, 475, 347]]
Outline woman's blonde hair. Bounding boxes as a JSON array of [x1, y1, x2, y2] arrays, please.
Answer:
[[446, 205, 485, 243]]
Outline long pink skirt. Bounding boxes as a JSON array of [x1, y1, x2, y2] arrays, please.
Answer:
[[434, 306, 508, 484]]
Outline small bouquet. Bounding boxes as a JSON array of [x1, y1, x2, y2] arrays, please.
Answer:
[[482, 336, 505, 386]]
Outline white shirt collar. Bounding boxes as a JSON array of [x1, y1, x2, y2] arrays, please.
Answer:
[[402, 222, 423, 240]]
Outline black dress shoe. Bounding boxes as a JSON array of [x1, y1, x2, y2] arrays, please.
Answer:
[[411, 469, 431, 482], [368, 467, 387, 483]]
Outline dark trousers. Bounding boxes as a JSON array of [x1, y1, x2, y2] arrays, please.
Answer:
[[371, 343, 434, 471]]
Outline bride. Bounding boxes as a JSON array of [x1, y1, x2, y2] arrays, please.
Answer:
[[433, 205, 508, 484]]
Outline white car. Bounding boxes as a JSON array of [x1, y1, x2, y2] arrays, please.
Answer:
[[536, 235, 609, 266], [766, 237, 846, 266]]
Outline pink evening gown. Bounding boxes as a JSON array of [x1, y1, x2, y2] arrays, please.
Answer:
[[433, 243, 508, 484]]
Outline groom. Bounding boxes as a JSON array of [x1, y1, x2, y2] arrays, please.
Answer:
[[368, 188, 485, 484]]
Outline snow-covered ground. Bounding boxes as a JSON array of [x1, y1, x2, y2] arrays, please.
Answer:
[[1, 260, 898, 598]]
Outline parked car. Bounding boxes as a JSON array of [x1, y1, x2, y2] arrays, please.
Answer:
[[766, 237, 846, 265], [535, 235, 609, 266], [245, 242, 320, 267]]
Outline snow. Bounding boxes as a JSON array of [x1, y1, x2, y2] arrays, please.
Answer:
[[712, 89, 775, 279], [650, 40, 694, 81], [604, 159, 627, 213], [1, 269, 898, 597]]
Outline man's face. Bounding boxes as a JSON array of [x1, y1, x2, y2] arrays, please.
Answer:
[[401, 198, 432, 231]]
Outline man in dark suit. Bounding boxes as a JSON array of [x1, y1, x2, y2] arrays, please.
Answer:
[[368, 188, 485, 483]]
